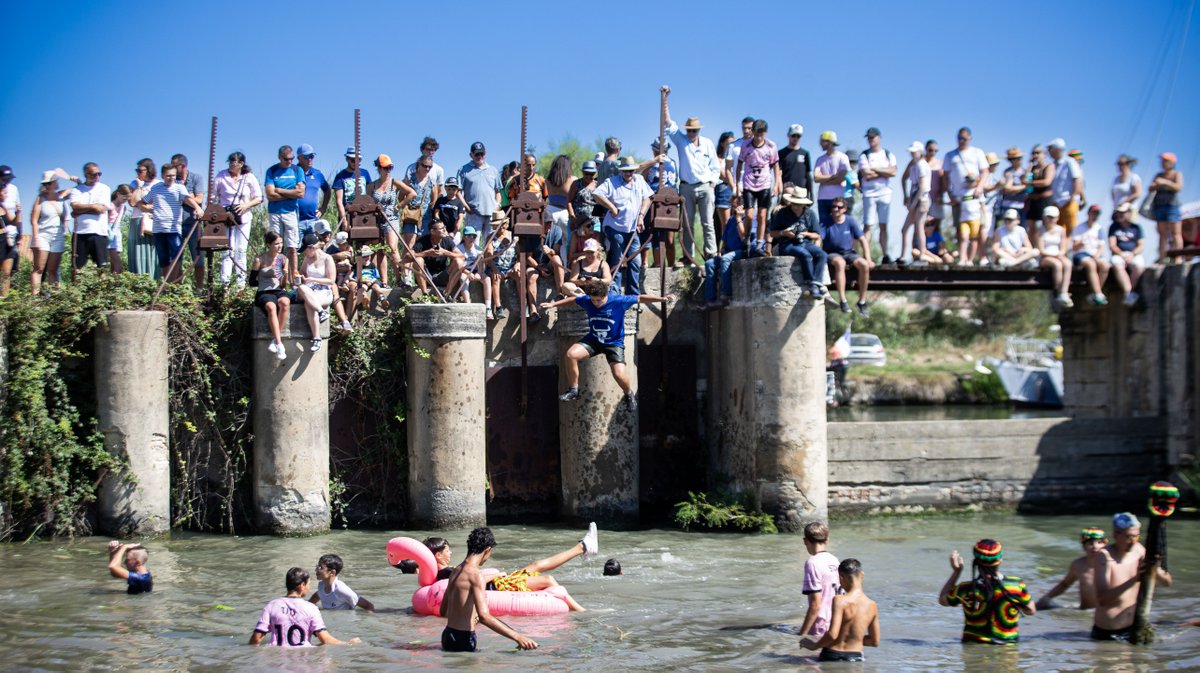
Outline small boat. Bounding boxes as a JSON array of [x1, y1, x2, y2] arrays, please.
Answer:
[[978, 337, 1064, 407]]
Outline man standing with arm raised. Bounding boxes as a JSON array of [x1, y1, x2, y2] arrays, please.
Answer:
[[662, 85, 720, 261]]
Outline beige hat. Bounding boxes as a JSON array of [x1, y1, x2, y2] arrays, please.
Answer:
[[491, 210, 508, 223], [40, 170, 57, 184], [1003, 208, 1019, 221], [1116, 202, 1132, 213], [683, 117, 703, 130], [985, 151, 1000, 165], [1044, 205, 1060, 218], [782, 186, 813, 206], [359, 245, 374, 257]]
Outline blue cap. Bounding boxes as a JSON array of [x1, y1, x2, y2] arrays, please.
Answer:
[[296, 143, 315, 157], [462, 226, 478, 237]]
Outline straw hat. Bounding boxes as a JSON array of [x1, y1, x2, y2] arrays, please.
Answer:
[[683, 117, 703, 130], [1005, 146, 1024, 159], [782, 186, 813, 206]]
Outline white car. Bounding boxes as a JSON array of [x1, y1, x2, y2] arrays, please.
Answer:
[[848, 333, 887, 367]]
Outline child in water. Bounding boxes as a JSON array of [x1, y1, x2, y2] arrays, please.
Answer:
[[938, 539, 1035, 644], [107, 540, 152, 594], [800, 558, 880, 662], [309, 553, 375, 611], [799, 521, 840, 639], [540, 277, 674, 411], [1035, 527, 1107, 610], [250, 567, 359, 647]]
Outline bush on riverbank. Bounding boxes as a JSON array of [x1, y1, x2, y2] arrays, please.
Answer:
[[673, 491, 778, 533]]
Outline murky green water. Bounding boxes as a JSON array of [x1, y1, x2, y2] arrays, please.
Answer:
[[2, 514, 1197, 671]]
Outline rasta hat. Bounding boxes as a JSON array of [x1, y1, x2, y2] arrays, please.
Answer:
[[1148, 481, 1180, 517], [1113, 511, 1140, 531], [972, 539, 1003, 566], [1080, 527, 1107, 542]]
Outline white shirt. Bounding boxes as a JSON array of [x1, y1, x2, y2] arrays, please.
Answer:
[[1072, 221, 1106, 258], [998, 224, 1030, 253], [405, 161, 445, 186], [315, 577, 360, 610], [1051, 156, 1082, 206], [859, 148, 896, 199], [3, 184, 23, 234], [665, 121, 720, 184], [594, 174, 652, 234], [214, 170, 264, 226], [1111, 172, 1142, 207], [69, 182, 113, 236], [907, 158, 931, 199], [942, 146, 989, 199]]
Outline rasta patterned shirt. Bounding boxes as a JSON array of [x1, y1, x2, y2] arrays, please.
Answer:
[[945, 575, 1031, 644]]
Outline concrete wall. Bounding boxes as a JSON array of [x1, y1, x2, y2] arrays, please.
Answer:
[[827, 417, 1167, 514]]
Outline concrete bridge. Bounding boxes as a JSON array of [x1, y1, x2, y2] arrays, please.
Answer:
[[82, 259, 1197, 535]]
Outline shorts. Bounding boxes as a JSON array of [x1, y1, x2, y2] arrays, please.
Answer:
[[743, 188, 771, 211], [0, 234, 17, 263], [152, 232, 183, 269], [1153, 203, 1181, 222], [1111, 253, 1145, 269], [302, 282, 333, 308], [1091, 624, 1132, 641], [578, 336, 625, 364], [714, 182, 733, 208], [75, 233, 110, 269], [269, 211, 300, 249], [486, 568, 539, 592], [819, 649, 863, 662], [828, 251, 861, 265], [862, 195, 890, 228], [36, 227, 66, 254], [1027, 197, 1051, 223], [441, 626, 478, 652], [255, 289, 289, 310], [1071, 251, 1095, 265], [1058, 200, 1079, 229], [997, 256, 1038, 269], [958, 220, 982, 239], [182, 216, 205, 266]]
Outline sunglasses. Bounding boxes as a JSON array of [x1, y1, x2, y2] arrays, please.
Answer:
[[136, 167, 148, 172], [472, 152, 484, 157], [281, 156, 295, 161], [380, 165, 393, 170], [86, 172, 102, 178], [419, 164, 433, 169], [831, 205, 846, 210], [301, 154, 315, 159]]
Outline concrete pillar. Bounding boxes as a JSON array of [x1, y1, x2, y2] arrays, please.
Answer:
[[252, 308, 330, 534], [556, 305, 640, 526], [406, 303, 488, 528], [1161, 264, 1194, 469], [95, 311, 170, 536], [730, 257, 828, 530]]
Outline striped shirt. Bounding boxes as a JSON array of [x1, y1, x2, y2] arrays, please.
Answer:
[[144, 182, 192, 234]]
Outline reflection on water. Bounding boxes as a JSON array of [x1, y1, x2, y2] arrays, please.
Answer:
[[829, 404, 1067, 423], [1, 515, 1197, 671]]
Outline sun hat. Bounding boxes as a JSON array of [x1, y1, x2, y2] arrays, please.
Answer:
[[1160, 152, 1177, 163], [583, 238, 602, 252], [581, 160, 598, 173], [1048, 137, 1067, 150], [1116, 202, 1132, 213], [1003, 208, 1019, 221], [907, 141, 924, 153], [1044, 205, 1060, 218], [491, 210, 508, 223], [985, 151, 1000, 165], [1117, 154, 1137, 166], [618, 156, 638, 171], [819, 130, 839, 145], [683, 117, 703, 130], [40, 170, 57, 184], [1006, 146, 1024, 159], [782, 186, 813, 206], [344, 147, 361, 158], [846, 149, 860, 162], [973, 539, 1003, 566], [358, 245, 373, 257]]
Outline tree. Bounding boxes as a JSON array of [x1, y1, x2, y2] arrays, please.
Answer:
[[535, 135, 606, 176]]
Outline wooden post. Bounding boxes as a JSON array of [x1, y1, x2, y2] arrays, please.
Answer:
[[1131, 481, 1179, 644]]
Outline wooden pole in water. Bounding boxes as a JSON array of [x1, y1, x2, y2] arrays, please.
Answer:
[[1131, 481, 1179, 644]]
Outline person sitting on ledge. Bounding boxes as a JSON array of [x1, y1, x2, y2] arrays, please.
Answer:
[[769, 186, 826, 298], [822, 196, 872, 317], [540, 277, 674, 412]]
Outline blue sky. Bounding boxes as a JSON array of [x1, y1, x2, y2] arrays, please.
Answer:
[[2, 0, 1196, 255]]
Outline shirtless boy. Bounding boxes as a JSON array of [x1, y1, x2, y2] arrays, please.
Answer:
[[107, 540, 152, 594], [800, 559, 880, 662], [1090, 512, 1173, 641], [1036, 527, 1107, 610], [440, 527, 539, 652]]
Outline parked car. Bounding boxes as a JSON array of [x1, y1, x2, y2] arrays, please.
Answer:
[[848, 333, 887, 366]]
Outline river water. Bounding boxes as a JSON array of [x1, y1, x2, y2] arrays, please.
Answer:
[[2, 514, 1197, 671]]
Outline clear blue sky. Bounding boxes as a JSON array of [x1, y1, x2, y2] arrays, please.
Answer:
[[2, 0, 1196, 255]]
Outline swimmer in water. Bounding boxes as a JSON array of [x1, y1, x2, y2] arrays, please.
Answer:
[[411, 525, 598, 612], [308, 553, 375, 612], [603, 559, 622, 576], [1090, 512, 1173, 641], [1035, 528, 1107, 610], [800, 559, 880, 662], [938, 539, 1035, 645], [249, 567, 360, 647], [440, 527, 538, 653], [107, 540, 152, 595]]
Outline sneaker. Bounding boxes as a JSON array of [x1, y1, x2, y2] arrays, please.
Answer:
[[857, 301, 870, 318], [486, 307, 497, 320], [379, 298, 391, 310], [908, 258, 927, 268], [896, 257, 909, 268], [1089, 293, 1108, 306], [1057, 293, 1074, 308], [275, 345, 286, 361], [310, 338, 322, 352], [1123, 291, 1139, 307], [580, 522, 599, 556], [337, 321, 353, 334], [880, 255, 893, 265], [317, 309, 329, 323], [267, 340, 279, 354], [559, 387, 580, 402], [495, 307, 507, 319], [810, 283, 826, 298], [623, 391, 638, 411], [839, 300, 851, 313]]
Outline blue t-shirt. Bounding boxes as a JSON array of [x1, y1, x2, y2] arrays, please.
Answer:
[[263, 164, 303, 214], [821, 216, 864, 255], [127, 571, 153, 595], [721, 216, 744, 254], [575, 294, 638, 345], [1108, 222, 1142, 252], [298, 167, 329, 220], [926, 228, 944, 253]]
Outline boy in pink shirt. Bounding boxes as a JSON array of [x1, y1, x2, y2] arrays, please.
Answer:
[[800, 522, 841, 639], [250, 567, 360, 647], [734, 119, 781, 255]]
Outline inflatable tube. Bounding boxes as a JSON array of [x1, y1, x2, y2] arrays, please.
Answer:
[[387, 536, 574, 616]]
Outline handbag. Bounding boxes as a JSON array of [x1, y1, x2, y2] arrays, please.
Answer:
[[1138, 190, 1156, 220], [401, 178, 428, 225]]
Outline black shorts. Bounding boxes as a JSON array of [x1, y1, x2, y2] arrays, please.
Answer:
[[74, 233, 109, 269], [579, 336, 625, 364], [819, 649, 863, 662], [743, 188, 771, 211], [1090, 624, 1133, 641], [828, 251, 861, 265], [1027, 197, 1051, 223], [441, 626, 478, 652], [255, 289, 290, 310], [0, 234, 18, 263]]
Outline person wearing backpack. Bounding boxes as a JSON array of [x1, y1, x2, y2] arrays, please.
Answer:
[[859, 128, 897, 263]]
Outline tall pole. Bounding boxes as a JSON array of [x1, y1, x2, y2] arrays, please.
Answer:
[[518, 105, 529, 416]]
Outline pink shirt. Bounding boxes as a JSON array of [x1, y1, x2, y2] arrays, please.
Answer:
[[739, 139, 779, 191], [254, 597, 326, 647], [802, 551, 841, 636]]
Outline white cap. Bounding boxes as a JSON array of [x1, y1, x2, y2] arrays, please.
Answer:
[[1003, 208, 1019, 220], [1048, 137, 1066, 150], [788, 123, 804, 137], [334, 231, 349, 245], [1044, 205, 1060, 218], [907, 141, 924, 153]]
